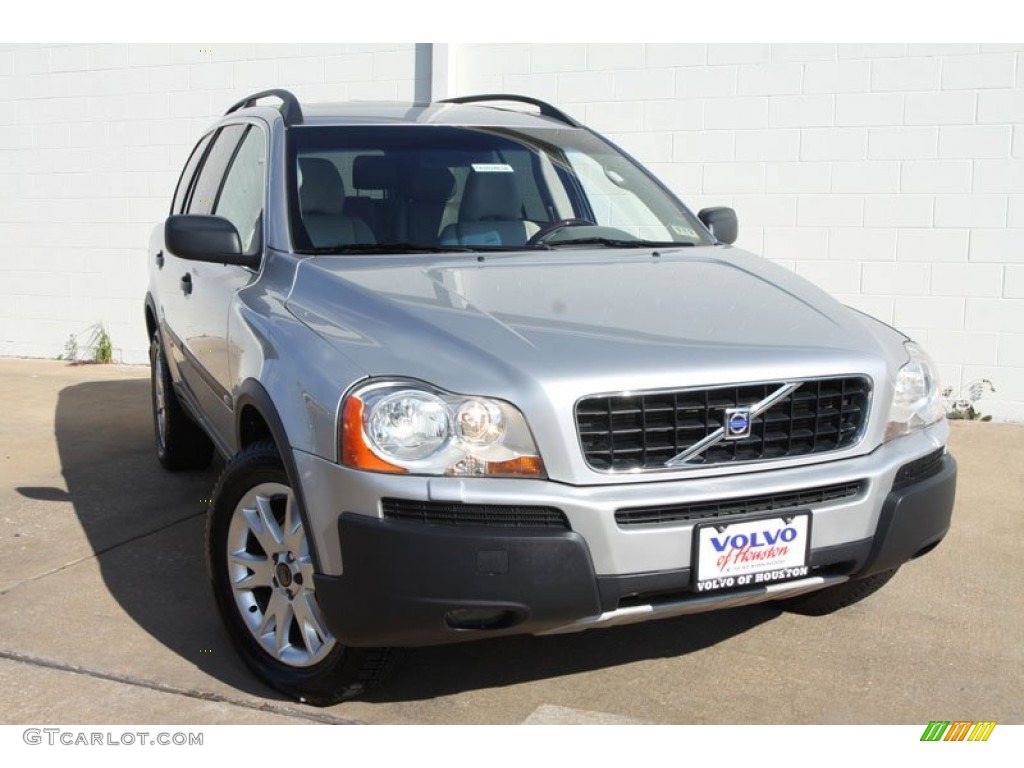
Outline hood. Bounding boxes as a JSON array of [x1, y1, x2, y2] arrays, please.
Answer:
[[285, 246, 901, 401]]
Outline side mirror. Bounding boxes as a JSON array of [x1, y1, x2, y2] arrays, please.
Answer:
[[165, 215, 260, 269], [697, 207, 738, 245]]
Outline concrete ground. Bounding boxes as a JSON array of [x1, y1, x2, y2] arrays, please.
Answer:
[[0, 357, 1021, 725]]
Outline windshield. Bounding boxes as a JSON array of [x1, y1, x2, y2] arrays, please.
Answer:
[[287, 125, 713, 253]]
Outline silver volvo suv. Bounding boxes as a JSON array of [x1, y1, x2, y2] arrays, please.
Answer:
[[145, 90, 957, 705]]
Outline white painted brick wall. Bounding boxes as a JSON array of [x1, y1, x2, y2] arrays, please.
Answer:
[[804, 60, 870, 94], [895, 297, 965, 330], [868, 126, 939, 159], [672, 131, 733, 161], [1009, 196, 1024, 226], [905, 91, 976, 125], [898, 229, 970, 262], [704, 97, 768, 129], [4, 43, 1023, 419], [0, 43, 422, 367], [737, 63, 803, 96], [935, 195, 1007, 228], [941, 54, 1016, 90], [831, 161, 899, 193], [969, 229, 1024, 262], [862, 262, 931, 295], [829, 227, 898, 262], [765, 162, 831, 193], [931, 264, 1005, 297], [871, 57, 941, 92], [675, 66, 736, 98], [900, 160, 972, 193], [769, 95, 833, 127], [863, 195, 934, 228], [1005, 266, 1024, 298], [927, 330, 999, 365], [835, 93, 903, 126], [734, 129, 799, 161], [797, 194, 864, 227], [707, 44, 771, 66], [770, 45, 837, 64]]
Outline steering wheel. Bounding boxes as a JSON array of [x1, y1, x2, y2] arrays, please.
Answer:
[[526, 218, 595, 248]]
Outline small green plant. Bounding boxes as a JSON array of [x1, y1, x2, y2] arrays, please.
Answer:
[[63, 333, 79, 363], [942, 379, 995, 421], [88, 323, 114, 364]]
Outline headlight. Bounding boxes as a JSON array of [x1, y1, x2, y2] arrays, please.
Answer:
[[341, 382, 545, 477], [365, 390, 449, 461], [885, 341, 945, 441]]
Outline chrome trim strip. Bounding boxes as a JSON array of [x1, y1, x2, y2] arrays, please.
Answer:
[[538, 574, 848, 635], [663, 381, 803, 467]]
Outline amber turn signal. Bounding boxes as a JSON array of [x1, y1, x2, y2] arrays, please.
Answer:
[[340, 396, 407, 474]]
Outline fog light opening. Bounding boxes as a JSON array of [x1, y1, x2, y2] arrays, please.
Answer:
[[444, 607, 522, 631]]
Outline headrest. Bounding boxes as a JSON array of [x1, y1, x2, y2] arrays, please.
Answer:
[[407, 166, 456, 203], [459, 171, 523, 221], [352, 155, 394, 190], [299, 157, 345, 216]]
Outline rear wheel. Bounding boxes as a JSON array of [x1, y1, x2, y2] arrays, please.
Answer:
[[149, 331, 214, 471], [206, 440, 391, 705], [775, 568, 899, 616]]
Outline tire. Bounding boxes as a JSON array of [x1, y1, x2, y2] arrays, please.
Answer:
[[149, 331, 215, 471], [206, 439, 391, 705], [774, 568, 899, 616]]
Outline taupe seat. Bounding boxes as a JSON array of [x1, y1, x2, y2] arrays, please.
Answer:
[[439, 170, 539, 247], [395, 165, 456, 245], [345, 155, 394, 242], [298, 158, 374, 247]]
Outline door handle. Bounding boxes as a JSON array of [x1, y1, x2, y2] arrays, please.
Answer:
[[180, 273, 192, 296], [155, 250, 164, 269]]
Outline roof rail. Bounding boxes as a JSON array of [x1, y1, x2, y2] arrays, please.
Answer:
[[438, 94, 581, 128], [225, 89, 303, 126]]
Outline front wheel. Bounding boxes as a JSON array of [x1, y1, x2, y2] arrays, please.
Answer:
[[774, 568, 899, 616], [206, 440, 391, 705]]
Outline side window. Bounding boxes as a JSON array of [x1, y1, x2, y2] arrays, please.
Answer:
[[171, 132, 213, 214], [214, 127, 266, 253], [186, 124, 246, 215]]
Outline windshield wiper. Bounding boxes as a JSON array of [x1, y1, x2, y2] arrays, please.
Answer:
[[301, 242, 480, 255], [537, 238, 698, 249]]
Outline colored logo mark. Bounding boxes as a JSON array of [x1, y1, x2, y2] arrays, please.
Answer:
[[920, 720, 996, 742], [723, 407, 752, 440]]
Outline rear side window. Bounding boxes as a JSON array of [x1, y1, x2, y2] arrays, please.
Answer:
[[214, 126, 266, 253], [185, 124, 246, 215]]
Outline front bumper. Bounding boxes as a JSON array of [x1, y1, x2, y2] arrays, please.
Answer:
[[313, 450, 956, 647]]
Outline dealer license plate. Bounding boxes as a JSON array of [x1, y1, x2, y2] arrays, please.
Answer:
[[694, 513, 811, 593]]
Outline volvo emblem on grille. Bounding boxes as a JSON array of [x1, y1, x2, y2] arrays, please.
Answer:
[[663, 382, 803, 467], [724, 407, 753, 440]]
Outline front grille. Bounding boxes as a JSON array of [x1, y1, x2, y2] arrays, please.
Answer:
[[615, 480, 865, 527], [382, 499, 570, 530], [576, 376, 871, 471], [893, 448, 946, 489]]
